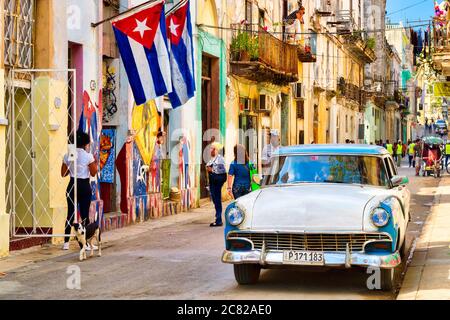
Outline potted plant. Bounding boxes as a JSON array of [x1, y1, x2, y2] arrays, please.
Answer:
[[230, 31, 258, 62]]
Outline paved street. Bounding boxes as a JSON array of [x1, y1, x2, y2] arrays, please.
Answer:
[[0, 164, 443, 300]]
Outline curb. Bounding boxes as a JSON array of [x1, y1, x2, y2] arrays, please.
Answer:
[[396, 177, 446, 300]]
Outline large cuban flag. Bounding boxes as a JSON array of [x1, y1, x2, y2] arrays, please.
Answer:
[[166, 0, 196, 108], [112, 1, 172, 106]]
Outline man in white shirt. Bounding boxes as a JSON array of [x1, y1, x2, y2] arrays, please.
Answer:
[[262, 129, 281, 177]]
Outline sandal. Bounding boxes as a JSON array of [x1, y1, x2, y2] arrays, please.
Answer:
[[210, 222, 223, 227]]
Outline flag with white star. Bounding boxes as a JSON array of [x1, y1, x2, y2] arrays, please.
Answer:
[[112, 0, 172, 105], [166, 0, 196, 108]]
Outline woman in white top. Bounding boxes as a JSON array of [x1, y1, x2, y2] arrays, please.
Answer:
[[61, 131, 98, 250], [206, 142, 227, 227]]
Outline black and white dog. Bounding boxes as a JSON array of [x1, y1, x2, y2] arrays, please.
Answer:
[[73, 221, 102, 261]]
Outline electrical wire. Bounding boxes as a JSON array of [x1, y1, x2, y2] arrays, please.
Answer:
[[386, 0, 430, 17], [196, 22, 432, 36]]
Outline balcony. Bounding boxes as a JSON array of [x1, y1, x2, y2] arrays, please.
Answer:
[[337, 79, 362, 104], [341, 32, 376, 63], [432, 18, 450, 75], [230, 25, 299, 85]]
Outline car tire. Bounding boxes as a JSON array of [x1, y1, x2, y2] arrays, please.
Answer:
[[234, 264, 261, 285], [380, 267, 396, 291]]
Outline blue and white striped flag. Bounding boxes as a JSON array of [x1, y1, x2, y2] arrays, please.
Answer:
[[166, 0, 196, 108], [112, 0, 172, 106]]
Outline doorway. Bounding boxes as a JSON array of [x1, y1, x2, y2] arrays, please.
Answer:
[[200, 54, 220, 199]]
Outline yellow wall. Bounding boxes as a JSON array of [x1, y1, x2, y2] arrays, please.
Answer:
[[33, 77, 69, 243], [197, 0, 219, 38], [0, 68, 8, 258]]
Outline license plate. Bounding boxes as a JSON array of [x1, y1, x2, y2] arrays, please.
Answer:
[[283, 250, 324, 265]]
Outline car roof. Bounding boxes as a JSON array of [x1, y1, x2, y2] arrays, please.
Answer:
[[275, 144, 390, 156]]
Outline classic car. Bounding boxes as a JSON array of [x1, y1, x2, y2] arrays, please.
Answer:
[[222, 145, 411, 291]]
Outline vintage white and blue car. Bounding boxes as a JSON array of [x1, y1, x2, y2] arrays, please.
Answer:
[[222, 145, 411, 291]]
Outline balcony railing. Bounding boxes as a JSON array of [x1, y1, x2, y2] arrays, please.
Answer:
[[337, 80, 361, 104], [341, 31, 376, 63], [230, 24, 299, 84]]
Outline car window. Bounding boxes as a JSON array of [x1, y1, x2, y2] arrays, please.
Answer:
[[264, 155, 390, 187]]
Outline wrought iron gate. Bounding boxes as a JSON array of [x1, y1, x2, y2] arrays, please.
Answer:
[[5, 69, 78, 237]]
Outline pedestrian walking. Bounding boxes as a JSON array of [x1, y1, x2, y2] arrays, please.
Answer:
[[396, 140, 403, 167], [392, 141, 398, 163], [408, 140, 416, 168], [386, 140, 393, 156], [445, 140, 450, 169], [415, 140, 423, 176], [207, 142, 227, 227], [262, 130, 281, 178], [227, 145, 256, 200], [61, 131, 98, 250]]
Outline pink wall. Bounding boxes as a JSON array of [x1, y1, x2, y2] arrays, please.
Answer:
[[69, 42, 83, 124]]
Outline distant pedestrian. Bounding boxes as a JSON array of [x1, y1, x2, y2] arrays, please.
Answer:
[[445, 140, 450, 168], [415, 139, 423, 176], [262, 130, 281, 177], [227, 145, 255, 200], [407, 140, 416, 168], [207, 142, 227, 227], [61, 131, 98, 250], [396, 140, 403, 167], [386, 140, 393, 155]]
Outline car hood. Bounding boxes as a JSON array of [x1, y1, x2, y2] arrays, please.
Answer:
[[250, 184, 380, 231]]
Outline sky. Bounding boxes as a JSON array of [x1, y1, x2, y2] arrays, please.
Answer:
[[386, 0, 434, 27]]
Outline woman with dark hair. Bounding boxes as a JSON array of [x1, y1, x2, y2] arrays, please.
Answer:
[[61, 131, 98, 250], [227, 144, 255, 200]]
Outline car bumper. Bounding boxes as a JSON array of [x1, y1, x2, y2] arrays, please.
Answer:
[[222, 250, 402, 269]]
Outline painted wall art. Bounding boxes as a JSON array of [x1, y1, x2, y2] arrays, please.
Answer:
[[99, 128, 116, 183]]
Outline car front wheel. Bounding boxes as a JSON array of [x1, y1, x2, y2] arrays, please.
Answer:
[[380, 268, 396, 291], [234, 264, 261, 285]]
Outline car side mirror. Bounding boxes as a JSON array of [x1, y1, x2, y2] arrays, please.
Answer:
[[391, 175, 409, 188]]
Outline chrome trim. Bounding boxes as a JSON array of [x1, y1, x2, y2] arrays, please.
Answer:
[[227, 231, 393, 253], [222, 250, 402, 269], [345, 243, 351, 268]]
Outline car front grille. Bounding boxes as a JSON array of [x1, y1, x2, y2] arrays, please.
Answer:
[[228, 232, 391, 252]]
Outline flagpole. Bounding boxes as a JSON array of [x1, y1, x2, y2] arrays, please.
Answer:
[[91, 0, 160, 28], [91, 0, 188, 28]]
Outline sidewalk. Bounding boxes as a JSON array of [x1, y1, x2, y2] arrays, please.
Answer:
[[397, 176, 450, 300], [0, 201, 217, 274]]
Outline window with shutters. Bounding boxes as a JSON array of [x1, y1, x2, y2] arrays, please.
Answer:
[[3, 0, 35, 68], [296, 100, 304, 119]]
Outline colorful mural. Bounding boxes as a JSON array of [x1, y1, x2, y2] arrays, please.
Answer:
[[78, 90, 101, 201], [132, 100, 161, 166], [178, 135, 196, 209], [99, 128, 116, 183], [76, 90, 104, 225]]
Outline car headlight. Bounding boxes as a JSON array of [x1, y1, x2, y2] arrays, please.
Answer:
[[371, 208, 390, 227], [227, 207, 245, 226]]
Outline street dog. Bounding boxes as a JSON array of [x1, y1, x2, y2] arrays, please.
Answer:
[[73, 221, 102, 261]]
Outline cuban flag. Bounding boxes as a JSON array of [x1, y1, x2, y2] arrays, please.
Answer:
[[112, 1, 172, 106], [166, 0, 196, 108]]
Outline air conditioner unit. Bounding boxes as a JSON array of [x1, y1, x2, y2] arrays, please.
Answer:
[[293, 83, 305, 99]]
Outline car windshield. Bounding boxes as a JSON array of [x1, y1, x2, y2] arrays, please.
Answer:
[[264, 155, 389, 187]]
